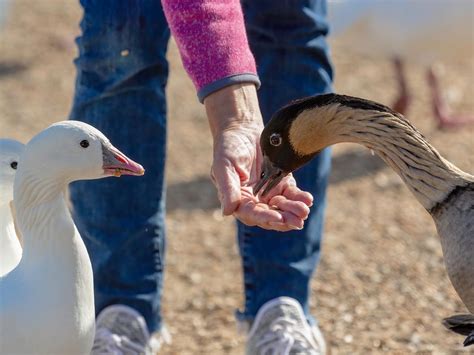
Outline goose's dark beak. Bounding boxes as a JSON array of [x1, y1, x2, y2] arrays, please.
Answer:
[[102, 143, 145, 177], [254, 155, 285, 197]]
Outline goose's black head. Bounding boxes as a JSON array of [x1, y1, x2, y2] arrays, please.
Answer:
[[255, 93, 400, 196], [253, 98, 315, 196]]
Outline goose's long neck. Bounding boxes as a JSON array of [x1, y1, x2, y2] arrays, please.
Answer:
[[0, 201, 22, 275], [289, 104, 474, 210], [0, 202, 14, 231], [13, 169, 72, 251]]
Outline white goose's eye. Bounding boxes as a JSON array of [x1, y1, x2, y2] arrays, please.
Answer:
[[10, 161, 18, 170], [80, 140, 90, 148], [269, 133, 282, 147]]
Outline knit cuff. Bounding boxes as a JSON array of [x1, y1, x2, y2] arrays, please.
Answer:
[[197, 74, 261, 103]]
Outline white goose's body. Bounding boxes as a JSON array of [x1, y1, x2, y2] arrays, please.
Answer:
[[1, 190, 95, 354], [0, 139, 24, 277], [0, 121, 144, 354]]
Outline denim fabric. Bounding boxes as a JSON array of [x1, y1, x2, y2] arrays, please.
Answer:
[[70, 0, 170, 332], [70, 0, 332, 333], [238, 0, 333, 322]]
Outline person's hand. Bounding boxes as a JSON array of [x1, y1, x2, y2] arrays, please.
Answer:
[[204, 83, 313, 231]]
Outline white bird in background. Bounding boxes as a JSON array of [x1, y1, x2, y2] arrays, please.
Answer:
[[0, 0, 10, 29], [0, 138, 24, 277], [328, 0, 474, 129], [0, 121, 145, 355]]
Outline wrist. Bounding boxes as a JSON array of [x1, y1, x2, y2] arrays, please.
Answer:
[[204, 83, 263, 138]]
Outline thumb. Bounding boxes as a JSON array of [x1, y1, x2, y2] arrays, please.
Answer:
[[211, 163, 241, 216]]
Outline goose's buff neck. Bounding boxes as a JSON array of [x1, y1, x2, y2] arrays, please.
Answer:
[[288, 101, 473, 210]]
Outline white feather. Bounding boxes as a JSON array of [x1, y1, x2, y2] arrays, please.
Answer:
[[0, 121, 142, 354], [0, 138, 24, 277]]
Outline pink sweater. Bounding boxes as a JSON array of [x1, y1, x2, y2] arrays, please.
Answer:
[[161, 0, 260, 102]]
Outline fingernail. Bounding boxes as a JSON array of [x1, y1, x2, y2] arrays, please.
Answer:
[[290, 224, 303, 230], [269, 222, 285, 228]]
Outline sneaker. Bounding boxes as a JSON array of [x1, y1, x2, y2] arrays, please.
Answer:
[[91, 304, 171, 355], [246, 297, 326, 355]]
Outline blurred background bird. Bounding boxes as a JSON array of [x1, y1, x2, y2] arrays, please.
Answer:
[[328, 0, 474, 129], [0, 138, 24, 277], [0, 0, 10, 29]]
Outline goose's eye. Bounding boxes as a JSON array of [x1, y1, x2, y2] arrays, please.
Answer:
[[80, 140, 90, 148], [269, 133, 282, 147], [10, 161, 18, 170]]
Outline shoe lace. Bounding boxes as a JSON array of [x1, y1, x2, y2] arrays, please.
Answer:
[[255, 317, 320, 355], [92, 328, 147, 355]]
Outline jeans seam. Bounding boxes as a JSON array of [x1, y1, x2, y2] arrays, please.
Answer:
[[240, 225, 255, 320]]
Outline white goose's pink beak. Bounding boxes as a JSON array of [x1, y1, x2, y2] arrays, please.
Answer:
[[102, 143, 145, 177]]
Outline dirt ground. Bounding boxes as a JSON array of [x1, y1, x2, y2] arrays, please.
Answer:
[[1, 1, 473, 354]]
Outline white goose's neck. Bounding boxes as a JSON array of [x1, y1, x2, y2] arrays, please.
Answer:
[[0, 203, 17, 243], [0, 201, 16, 239], [13, 169, 74, 252], [0, 202, 13, 226], [10, 168, 95, 353], [289, 104, 474, 210], [0, 201, 22, 275]]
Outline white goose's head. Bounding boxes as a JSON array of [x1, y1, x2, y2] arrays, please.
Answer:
[[18, 121, 144, 184], [0, 139, 25, 204]]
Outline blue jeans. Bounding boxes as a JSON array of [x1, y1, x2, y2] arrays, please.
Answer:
[[70, 0, 333, 333]]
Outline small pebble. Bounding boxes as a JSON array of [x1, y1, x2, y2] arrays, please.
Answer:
[[342, 313, 353, 323]]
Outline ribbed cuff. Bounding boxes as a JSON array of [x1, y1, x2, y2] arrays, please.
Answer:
[[197, 73, 261, 103]]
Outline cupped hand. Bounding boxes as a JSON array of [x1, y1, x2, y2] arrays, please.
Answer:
[[205, 84, 313, 232], [234, 174, 313, 231]]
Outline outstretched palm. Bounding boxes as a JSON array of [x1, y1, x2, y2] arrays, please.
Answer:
[[211, 125, 312, 232]]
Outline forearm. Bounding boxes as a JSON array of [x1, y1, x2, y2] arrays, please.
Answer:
[[161, 0, 260, 102]]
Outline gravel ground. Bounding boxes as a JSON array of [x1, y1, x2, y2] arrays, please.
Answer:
[[1, 1, 473, 354]]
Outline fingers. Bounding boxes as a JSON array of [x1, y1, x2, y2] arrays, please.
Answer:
[[233, 198, 308, 232], [282, 185, 314, 207], [233, 199, 281, 224], [268, 196, 310, 220], [279, 211, 305, 230], [211, 163, 241, 216], [259, 175, 313, 207]]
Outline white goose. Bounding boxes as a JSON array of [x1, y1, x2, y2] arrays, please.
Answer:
[[0, 138, 24, 276], [328, 0, 474, 129], [0, 121, 144, 354]]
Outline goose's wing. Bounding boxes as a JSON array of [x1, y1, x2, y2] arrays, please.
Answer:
[[433, 184, 474, 312]]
